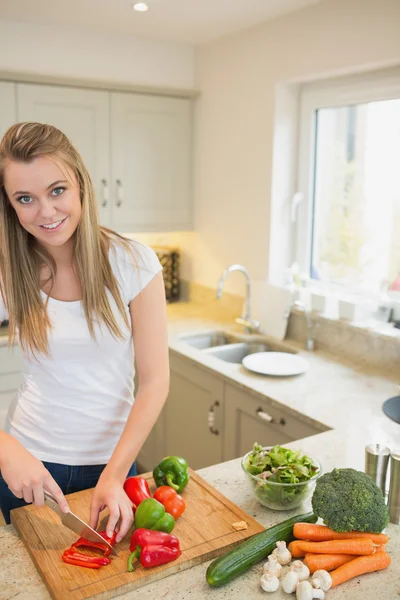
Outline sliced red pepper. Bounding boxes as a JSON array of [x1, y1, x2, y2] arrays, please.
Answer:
[[71, 530, 117, 557], [130, 528, 180, 552], [124, 476, 152, 506], [153, 486, 186, 520], [62, 548, 111, 569]]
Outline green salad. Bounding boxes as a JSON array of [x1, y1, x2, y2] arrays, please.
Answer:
[[243, 443, 320, 508]]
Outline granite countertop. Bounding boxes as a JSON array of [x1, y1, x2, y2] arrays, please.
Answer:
[[0, 429, 398, 600], [0, 299, 399, 599]]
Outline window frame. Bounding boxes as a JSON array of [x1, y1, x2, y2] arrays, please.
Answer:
[[295, 67, 400, 293]]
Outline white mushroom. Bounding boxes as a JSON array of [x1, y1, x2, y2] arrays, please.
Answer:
[[296, 580, 325, 600], [262, 554, 283, 578], [290, 560, 310, 581], [282, 570, 300, 594], [260, 572, 280, 592], [272, 540, 292, 565], [311, 570, 332, 591]]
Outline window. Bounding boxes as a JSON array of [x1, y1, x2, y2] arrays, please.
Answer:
[[296, 68, 400, 295]]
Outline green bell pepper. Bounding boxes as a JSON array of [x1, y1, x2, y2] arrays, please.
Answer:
[[153, 456, 189, 493], [134, 498, 175, 533]]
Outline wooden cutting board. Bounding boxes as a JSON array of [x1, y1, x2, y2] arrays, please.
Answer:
[[11, 468, 265, 600]]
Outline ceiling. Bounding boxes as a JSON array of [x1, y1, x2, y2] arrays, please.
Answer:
[[0, 0, 323, 45]]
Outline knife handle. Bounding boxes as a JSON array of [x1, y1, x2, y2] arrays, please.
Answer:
[[43, 490, 63, 515]]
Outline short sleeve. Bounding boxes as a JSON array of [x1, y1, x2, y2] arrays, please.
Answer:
[[111, 241, 163, 304]]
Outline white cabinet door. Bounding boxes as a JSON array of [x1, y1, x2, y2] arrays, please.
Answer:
[[16, 84, 111, 226], [0, 82, 17, 137], [110, 93, 192, 232]]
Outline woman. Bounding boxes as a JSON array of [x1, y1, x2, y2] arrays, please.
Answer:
[[0, 122, 169, 543]]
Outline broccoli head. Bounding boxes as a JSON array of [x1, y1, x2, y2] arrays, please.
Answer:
[[311, 467, 389, 533]]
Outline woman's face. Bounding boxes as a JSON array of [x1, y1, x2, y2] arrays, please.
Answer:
[[4, 155, 82, 251]]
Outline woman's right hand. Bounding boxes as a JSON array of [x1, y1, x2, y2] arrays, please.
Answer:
[[0, 433, 69, 512]]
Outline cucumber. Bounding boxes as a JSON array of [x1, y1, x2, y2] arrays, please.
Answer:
[[206, 511, 317, 587]]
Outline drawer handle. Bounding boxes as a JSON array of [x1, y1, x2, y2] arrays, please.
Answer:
[[208, 400, 220, 436], [101, 178, 109, 207], [256, 407, 286, 426], [116, 179, 124, 207]]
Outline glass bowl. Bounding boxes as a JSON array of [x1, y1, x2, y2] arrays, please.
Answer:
[[241, 448, 322, 511]]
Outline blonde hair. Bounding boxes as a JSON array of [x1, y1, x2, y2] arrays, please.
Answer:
[[0, 122, 136, 357]]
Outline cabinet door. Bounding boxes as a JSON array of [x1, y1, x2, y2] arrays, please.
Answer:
[[163, 352, 223, 470], [0, 82, 17, 137], [16, 84, 111, 226], [110, 93, 192, 232], [223, 384, 322, 461]]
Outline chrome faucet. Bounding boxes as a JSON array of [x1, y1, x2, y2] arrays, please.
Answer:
[[216, 264, 260, 334]]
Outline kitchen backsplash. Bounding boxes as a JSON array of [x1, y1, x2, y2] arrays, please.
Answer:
[[287, 307, 400, 379]]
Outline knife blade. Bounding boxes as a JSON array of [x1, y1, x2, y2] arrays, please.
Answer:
[[43, 491, 118, 556]]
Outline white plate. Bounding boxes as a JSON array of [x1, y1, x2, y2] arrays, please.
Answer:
[[242, 352, 310, 376]]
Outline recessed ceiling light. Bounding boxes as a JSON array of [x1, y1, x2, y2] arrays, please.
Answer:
[[133, 2, 149, 11]]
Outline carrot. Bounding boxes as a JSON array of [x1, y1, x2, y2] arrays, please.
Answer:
[[303, 553, 354, 574], [297, 538, 375, 555], [375, 544, 386, 553], [293, 523, 389, 545], [330, 552, 391, 587], [288, 540, 306, 557]]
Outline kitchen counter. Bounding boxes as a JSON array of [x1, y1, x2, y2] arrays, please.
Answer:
[[0, 299, 399, 599], [0, 428, 398, 599], [166, 301, 400, 448]]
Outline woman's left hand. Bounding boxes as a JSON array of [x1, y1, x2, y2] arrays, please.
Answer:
[[89, 474, 134, 543]]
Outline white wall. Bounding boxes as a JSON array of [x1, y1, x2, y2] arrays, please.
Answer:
[[0, 19, 195, 89], [194, 0, 400, 300]]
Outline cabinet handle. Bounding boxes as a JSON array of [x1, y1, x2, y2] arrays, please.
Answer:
[[116, 179, 124, 207], [208, 400, 220, 436], [101, 178, 109, 208], [256, 407, 286, 426]]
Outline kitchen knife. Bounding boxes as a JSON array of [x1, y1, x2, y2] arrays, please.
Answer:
[[43, 490, 118, 556]]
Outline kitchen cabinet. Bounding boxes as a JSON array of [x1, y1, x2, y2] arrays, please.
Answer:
[[138, 351, 326, 472], [13, 82, 193, 232], [0, 82, 16, 137], [0, 346, 23, 430], [162, 352, 224, 470], [110, 93, 192, 232], [223, 383, 323, 460]]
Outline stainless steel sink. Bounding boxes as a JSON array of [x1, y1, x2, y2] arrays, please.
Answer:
[[204, 342, 270, 364], [177, 330, 241, 349]]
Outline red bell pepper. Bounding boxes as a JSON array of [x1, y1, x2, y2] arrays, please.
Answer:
[[139, 545, 181, 569], [129, 528, 180, 552], [62, 548, 111, 569], [70, 530, 117, 557], [62, 530, 117, 569], [127, 528, 182, 572], [153, 486, 186, 520], [124, 476, 152, 506]]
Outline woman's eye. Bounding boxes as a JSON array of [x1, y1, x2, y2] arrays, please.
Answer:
[[52, 186, 65, 196], [17, 196, 33, 205]]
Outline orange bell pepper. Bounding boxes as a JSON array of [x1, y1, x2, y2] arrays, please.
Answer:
[[153, 486, 186, 519]]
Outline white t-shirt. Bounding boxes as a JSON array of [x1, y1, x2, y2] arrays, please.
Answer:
[[1, 240, 162, 465]]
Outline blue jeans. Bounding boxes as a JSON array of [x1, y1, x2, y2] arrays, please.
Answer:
[[0, 460, 136, 525]]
